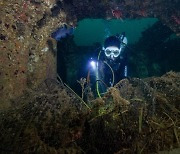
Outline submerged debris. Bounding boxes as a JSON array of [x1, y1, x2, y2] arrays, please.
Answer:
[[0, 72, 179, 153]]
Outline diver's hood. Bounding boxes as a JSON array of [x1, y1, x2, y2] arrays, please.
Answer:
[[104, 36, 121, 49]]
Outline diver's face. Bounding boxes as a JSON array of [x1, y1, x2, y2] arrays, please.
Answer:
[[104, 46, 121, 60]]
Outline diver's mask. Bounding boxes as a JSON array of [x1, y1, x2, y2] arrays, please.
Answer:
[[104, 46, 121, 60]]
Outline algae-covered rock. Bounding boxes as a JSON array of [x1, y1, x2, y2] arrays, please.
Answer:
[[0, 0, 179, 108], [0, 0, 179, 152], [0, 72, 179, 153]]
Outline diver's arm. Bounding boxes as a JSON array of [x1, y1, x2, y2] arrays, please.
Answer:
[[121, 33, 128, 78], [120, 43, 128, 78], [123, 46, 128, 78]]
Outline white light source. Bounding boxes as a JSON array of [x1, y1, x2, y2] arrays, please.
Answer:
[[90, 60, 98, 70]]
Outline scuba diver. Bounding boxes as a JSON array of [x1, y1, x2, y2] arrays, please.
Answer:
[[87, 32, 128, 98]]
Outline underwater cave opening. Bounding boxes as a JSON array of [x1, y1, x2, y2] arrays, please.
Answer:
[[56, 18, 180, 94]]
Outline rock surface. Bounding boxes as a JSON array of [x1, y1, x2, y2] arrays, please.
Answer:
[[0, 72, 179, 153], [0, 0, 179, 107]]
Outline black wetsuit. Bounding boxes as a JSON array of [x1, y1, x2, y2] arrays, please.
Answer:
[[98, 47, 128, 88]]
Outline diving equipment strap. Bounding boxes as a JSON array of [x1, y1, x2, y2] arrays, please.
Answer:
[[96, 50, 115, 98]]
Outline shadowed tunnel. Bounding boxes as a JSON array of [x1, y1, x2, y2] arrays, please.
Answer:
[[56, 18, 180, 93]]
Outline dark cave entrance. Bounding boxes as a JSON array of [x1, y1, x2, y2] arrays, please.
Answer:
[[57, 37, 99, 95], [56, 18, 180, 93]]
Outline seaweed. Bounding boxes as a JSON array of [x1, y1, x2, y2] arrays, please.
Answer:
[[0, 72, 179, 153]]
